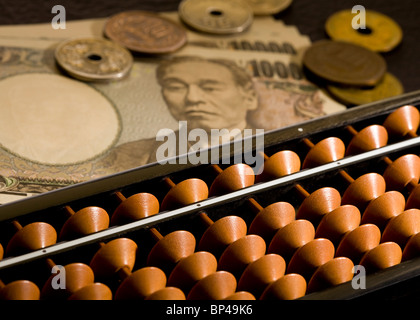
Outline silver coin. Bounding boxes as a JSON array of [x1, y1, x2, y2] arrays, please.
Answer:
[[178, 0, 253, 34], [244, 0, 293, 15], [55, 38, 133, 81]]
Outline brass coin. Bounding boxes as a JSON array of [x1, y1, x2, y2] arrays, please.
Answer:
[[325, 9, 403, 52], [303, 40, 387, 87], [244, 0, 293, 15], [55, 38, 133, 82], [178, 0, 253, 34], [327, 73, 404, 106], [104, 10, 187, 54]]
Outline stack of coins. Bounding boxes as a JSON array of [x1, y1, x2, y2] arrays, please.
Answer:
[[54, 0, 294, 82], [303, 9, 404, 106]]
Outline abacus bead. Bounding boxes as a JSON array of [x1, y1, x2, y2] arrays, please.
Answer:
[[90, 238, 137, 279], [335, 224, 381, 264], [218, 235, 266, 276], [198, 216, 247, 256], [315, 205, 361, 245], [147, 230, 196, 269], [68, 283, 113, 300], [361, 191, 406, 229], [307, 257, 354, 293], [146, 287, 186, 300], [302, 137, 345, 169], [115, 266, 167, 300], [260, 274, 307, 300], [359, 242, 402, 273], [346, 125, 388, 156], [257, 150, 301, 182], [209, 164, 255, 196], [6, 222, 57, 256], [0, 280, 40, 300], [161, 178, 209, 211], [42, 263, 95, 300], [382, 209, 420, 247], [237, 254, 286, 297], [383, 105, 419, 138], [248, 202, 295, 241], [287, 238, 335, 280], [111, 193, 159, 225], [383, 154, 420, 191], [341, 173, 386, 210], [167, 251, 218, 293], [268, 219, 315, 261], [60, 206, 109, 240], [296, 187, 341, 226], [188, 271, 237, 300]]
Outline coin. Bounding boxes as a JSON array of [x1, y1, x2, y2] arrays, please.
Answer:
[[327, 73, 403, 106], [244, 0, 293, 15], [178, 0, 253, 34], [104, 10, 187, 54], [55, 38, 133, 81], [325, 9, 403, 52], [302, 40, 387, 87]]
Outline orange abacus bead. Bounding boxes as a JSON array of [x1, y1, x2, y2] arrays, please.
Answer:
[[260, 273, 307, 300], [111, 192, 159, 226], [268, 219, 315, 262], [6, 220, 57, 256], [301, 137, 345, 169], [361, 191, 406, 230], [167, 251, 218, 294], [60, 205, 109, 240], [209, 163, 255, 196], [307, 257, 354, 293], [256, 150, 301, 183], [161, 177, 209, 211], [287, 238, 335, 280], [237, 254, 286, 298], [359, 242, 402, 273], [345, 124, 388, 156], [335, 224, 382, 264], [187, 271, 237, 300], [383, 105, 419, 139], [315, 205, 361, 246], [0, 280, 40, 300]]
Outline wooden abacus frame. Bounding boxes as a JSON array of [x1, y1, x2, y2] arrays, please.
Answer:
[[1, 89, 420, 300]]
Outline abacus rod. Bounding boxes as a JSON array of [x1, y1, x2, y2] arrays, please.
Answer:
[[1, 136, 420, 271]]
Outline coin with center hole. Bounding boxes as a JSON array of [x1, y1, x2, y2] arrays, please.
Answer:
[[325, 9, 403, 52], [55, 38, 133, 81], [303, 39, 387, 87], [327, 73, 403, 106], [244, 0, 293, 15], [104, 11, 187, 54], [178, 0, 253, 34]]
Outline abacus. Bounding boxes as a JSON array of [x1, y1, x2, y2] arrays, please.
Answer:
[[2, 90, 420, 300]]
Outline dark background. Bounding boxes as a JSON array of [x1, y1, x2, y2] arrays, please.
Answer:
[[0, 0, 419, 93]]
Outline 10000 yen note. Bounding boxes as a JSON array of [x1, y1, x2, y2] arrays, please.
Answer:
[[0, 16, 345, 199]]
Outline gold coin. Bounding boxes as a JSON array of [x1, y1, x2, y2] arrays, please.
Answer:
[[178, 0, 253, 34], [303, 39, 387, 87], [104, 11, 187, 54], [55, 38, 133, 82], [325, 9, 403, 52], [327, 73, 404, 106], [244, 0, 293, 15]]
